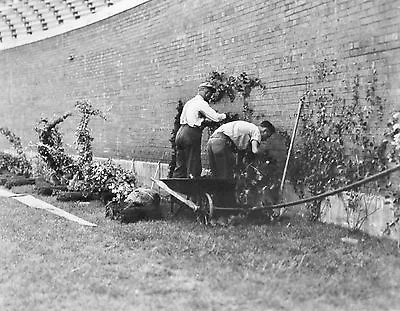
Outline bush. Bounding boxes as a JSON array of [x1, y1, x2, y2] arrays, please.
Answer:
[[68, 159, 136, 203], [0, 127, 31, 176]]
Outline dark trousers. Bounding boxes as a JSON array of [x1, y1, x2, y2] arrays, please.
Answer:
[[173, 125, 202, 178], [207, 133, 236, 180]]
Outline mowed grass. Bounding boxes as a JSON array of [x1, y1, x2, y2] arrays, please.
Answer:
[[1, 186, 400, 311]]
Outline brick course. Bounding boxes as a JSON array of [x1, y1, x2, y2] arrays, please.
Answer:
[[0, 0, 399, 165]]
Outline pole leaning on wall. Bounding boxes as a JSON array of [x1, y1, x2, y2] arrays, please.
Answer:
[[277, 95, 306, 216], [279, 97, 305, 192]]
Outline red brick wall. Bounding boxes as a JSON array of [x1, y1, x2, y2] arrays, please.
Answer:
[[0, 0, 399, 165]]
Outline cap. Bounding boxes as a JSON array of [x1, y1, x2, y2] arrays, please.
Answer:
[[198, 81, 216, 91]]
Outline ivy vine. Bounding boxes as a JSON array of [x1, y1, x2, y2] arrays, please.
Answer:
[[290, 64, 388, 221], [168, 100, 184, 178], [74, 99, 106, 167]]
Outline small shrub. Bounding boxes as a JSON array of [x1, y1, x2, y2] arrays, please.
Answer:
[[383, 112, 400, 236], [0, 127, 31, 176], [74, 99, 106, 167], [68, 159, 136, 203], [34, 112, 74, 183], [290, 64, 387, 220]]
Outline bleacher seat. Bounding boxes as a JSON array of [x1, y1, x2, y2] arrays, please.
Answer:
[[0, 0, 126, 43]]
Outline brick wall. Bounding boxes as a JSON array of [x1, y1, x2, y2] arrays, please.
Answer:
[[0, 0, 399, 167]]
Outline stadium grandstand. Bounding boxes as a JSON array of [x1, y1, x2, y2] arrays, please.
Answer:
[[0, 0, 122, 44]]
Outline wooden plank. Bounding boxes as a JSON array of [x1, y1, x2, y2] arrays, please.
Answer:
[[0, 187, 97, 227], [151, 178, 199, 211]]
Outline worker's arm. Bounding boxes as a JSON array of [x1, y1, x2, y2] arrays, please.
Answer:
[[242, 140, 260, 165], [237, 140, 260, 172], [251, 140, 260, 154], [199, 102, 226, 122]]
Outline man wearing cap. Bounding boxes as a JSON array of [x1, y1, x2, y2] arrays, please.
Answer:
[[173, 82, 226, 178], [207, 120, 276, 180]]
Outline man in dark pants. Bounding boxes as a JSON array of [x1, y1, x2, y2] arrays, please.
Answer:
[[173, 82, 226, 178], [207, 120, 276, 180]]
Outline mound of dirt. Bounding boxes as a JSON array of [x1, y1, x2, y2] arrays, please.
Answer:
[[106, 187, 162, 223]]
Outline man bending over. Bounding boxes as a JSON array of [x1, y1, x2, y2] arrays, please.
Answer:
[[207, 120, 275, 180]]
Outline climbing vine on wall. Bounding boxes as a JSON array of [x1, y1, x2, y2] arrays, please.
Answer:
[[290, 63, 388, 221], [168, 100, 184, 178], [207, 71, 266, 121], [74, 99, 106, 167]]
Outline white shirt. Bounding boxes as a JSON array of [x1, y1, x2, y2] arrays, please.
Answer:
[[180, 95, 226, 127], [212, 120, 261, 150]]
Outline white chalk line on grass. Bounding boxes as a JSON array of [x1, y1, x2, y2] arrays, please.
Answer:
[[0, 187, 97, 227]]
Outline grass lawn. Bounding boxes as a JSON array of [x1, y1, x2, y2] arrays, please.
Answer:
[[1, 185, 400, 311]]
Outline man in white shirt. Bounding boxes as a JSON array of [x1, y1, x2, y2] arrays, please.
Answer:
[[207, 120, 276, 180], [173, 82, 226, 178]]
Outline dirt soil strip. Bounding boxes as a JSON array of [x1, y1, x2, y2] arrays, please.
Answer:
[[0, 187, 97, 227]]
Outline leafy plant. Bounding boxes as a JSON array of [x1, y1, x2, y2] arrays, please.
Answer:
[[0, 127, 31, 176], [385, 111, 400, 164], [68, 159, 136, 203], [382, 112, 400, 237], [34, 112, 73, 183], [342, 190, 380, 232], [235, 129, 290, 210], [290, 64, 387, 220], [207, 71, 266, 121], [168, 100, 184, 177], [34, 100, 137, 203], [67, 100, 137, 203], [74, 99, 106, 167], [207, 71, 266, 104], [0, 127, 25, 156]]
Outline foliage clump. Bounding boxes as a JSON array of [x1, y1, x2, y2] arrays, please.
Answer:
[[0, 127, 31, 176], [290, 65, 388, 220], [69, 159, 136, 203], [207, 71, 265, 103], [32, 99, 136, 203], [68, 100, 135, 202], [74, 99, 106, 167], [168, 100, 184, 178], [382, 112, 400, 235], [34, 112, 74, 183]]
